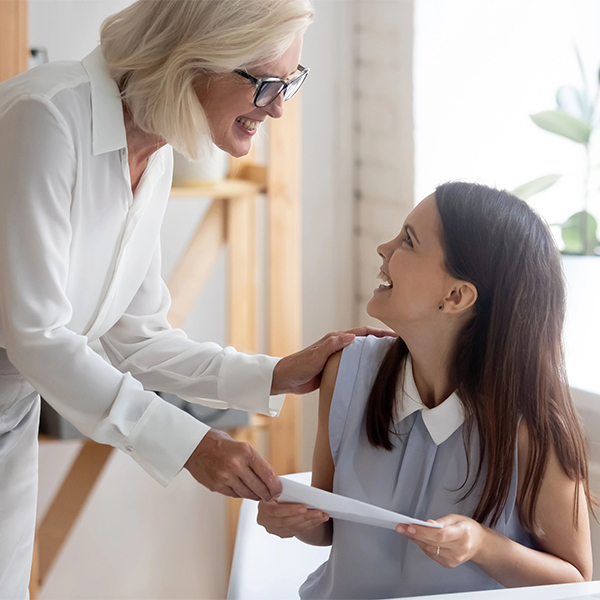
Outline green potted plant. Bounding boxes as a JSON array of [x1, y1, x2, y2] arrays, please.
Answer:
[[512, 49, 600, 256]]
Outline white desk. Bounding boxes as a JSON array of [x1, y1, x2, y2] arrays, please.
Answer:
[[404, 580, 600, 599]]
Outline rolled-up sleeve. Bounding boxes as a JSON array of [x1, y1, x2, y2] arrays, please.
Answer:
[[0, 96, 210, 486]]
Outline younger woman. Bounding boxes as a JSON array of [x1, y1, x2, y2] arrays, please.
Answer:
[[258, 182, 594, 598]]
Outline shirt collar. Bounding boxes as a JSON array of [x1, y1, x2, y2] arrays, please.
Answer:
[[81, 46, 127, 156], [395, 355, 465, 445]]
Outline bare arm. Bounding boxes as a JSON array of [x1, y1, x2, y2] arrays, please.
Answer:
[[472, 421, 593, 586], [257, 351, 342, 546], [400, 421, 593, 586], [294, 350, 341, 545]]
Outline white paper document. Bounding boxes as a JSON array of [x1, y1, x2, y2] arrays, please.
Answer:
[[278, 476, 443, 530]]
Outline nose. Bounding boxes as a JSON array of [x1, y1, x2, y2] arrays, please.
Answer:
[[377, 239, 393, 261], [263, 93, 285, 119]]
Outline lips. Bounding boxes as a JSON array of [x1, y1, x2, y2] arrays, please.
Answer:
[[235, 116, 261, 132], [377, 270, 393, 289]]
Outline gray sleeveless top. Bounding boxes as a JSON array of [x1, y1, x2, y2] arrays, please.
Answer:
[[300, 335, 533, 599]]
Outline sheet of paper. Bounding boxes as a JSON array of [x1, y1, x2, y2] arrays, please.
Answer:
[[278, 476, 442, 530]]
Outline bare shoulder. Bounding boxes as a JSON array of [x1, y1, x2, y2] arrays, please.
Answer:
[[321, 350, 343, 392], [517, 420, 592, 579], [312, 351, 343, 492], [517, 419, 560, 479], [318, 350, 343, 421]]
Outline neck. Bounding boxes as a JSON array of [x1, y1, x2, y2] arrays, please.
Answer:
[[401, 323, 460, 408], [123, 103, 167, 165]]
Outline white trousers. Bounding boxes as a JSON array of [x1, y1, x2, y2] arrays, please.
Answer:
[[0, 349, 39, 600]]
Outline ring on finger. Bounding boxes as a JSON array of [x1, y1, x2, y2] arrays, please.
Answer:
[[436, 546, 440, 557]]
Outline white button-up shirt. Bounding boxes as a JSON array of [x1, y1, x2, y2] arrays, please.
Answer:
[[0, 46, 283, 486]]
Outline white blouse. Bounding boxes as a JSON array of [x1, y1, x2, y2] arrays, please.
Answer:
[[0, 46, 283, 486]]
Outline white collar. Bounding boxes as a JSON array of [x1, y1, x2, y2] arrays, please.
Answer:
[[81, 46, 127, 156], [395, 356, 466, 445]]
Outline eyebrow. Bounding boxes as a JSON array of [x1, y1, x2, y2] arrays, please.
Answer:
[[285, 66, 300, 79], [253, 66, 299, 80], [405, 224, 420, 245]]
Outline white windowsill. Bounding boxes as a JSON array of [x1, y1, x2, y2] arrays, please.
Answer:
[[564, 256, 600, 401]]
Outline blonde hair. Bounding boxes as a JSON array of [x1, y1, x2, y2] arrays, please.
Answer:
[[100, 0, 314, 159]]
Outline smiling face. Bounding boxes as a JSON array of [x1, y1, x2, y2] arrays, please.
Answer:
[[193, 35, 303, 158], [367, 194, 472, 333]]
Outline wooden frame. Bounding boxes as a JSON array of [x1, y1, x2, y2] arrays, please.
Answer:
[[0, 0, 28, 82]]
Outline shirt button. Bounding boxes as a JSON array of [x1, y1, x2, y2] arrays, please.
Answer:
[[125, 446, 134, 453]]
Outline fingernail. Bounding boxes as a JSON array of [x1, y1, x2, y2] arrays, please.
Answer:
[[397, 525, 405, 533], [342, 334, 355, 342], [408, 526, 416, 534]]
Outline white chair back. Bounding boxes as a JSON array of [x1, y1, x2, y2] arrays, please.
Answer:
[[227, 472, 331, 600]]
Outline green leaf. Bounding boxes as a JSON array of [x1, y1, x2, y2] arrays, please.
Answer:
[[530, 110, 592, 144], [555, 85, 589, 122], [511, 174, 562, 200], [561, 211, 599, 255], [574, 45, 590, 100]]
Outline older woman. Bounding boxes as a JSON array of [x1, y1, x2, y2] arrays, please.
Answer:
[[0, 0, 391, 596]]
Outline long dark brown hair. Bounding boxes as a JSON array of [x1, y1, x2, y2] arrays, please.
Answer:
[[366, 181, 592, 534]]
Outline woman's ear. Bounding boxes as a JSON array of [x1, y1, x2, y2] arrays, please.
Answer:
[[443, 282, 478, 314]]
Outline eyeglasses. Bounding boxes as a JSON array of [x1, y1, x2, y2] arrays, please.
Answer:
[[234, 64, 309, 108]]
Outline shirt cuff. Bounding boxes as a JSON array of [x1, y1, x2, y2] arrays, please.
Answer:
[[125, 397, 211, 487], [218, 350, 285, 416]]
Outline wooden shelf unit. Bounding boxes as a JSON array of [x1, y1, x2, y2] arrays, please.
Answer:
[[166, 129, 304, 555], [169, 178, 264, 200], [0, 0, 28, 82]]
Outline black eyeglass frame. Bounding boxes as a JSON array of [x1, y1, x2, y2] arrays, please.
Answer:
[[234, 64, 310, 108]]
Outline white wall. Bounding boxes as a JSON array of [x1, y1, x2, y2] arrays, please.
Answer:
[[301, 0, 355, 344], [354, 0, 415, 325], [298, 0, 356, 470]]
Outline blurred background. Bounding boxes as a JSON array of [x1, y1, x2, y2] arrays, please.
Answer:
[[4, 0, 600, 597]]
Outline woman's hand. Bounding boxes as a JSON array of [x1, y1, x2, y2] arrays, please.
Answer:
[[397, 515, 487, 568], [257, 500, 330, 539], [185, 429, 281, 501], [271, 327, 396, 395]]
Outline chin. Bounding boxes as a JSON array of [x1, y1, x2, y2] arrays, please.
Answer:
[[219, 134, 253, 158], [366, 296, 380, 319], [367, 298, 395, 330], [226, 145, 251, 158]]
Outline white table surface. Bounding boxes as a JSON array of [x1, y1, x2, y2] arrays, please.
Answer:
[[402, 580, 600, 599]]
